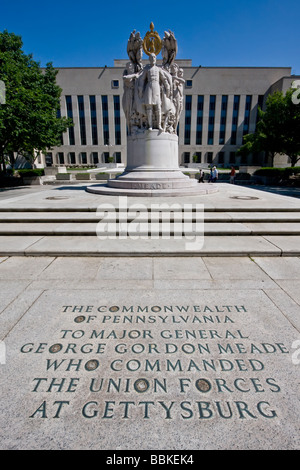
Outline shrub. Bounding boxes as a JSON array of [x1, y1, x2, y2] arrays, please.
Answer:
[[75, 173, 90, 179], [253, 167, 300, 178], [17, 169, 44, 177], [236, 172, 251, 180]]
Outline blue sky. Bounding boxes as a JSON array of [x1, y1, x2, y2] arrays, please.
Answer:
[[1, 0, 299, 74]]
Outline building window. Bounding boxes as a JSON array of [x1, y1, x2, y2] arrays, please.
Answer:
[[112, 80, 119, 88], [206, 152, 213, 164], [89, 96, 98, 145], [92, 152, 99, 164], [209, 95, 216, 111], [219, 95, 228, 144], [243, 95, 252, 138], [115, 152, 122, 163], [114, 95, 121, 145], [194, 152, 201, 163], [207, 95, 216, 145], [184, 95, 192, 145], [207, 130, 214, 145], [229, 151, 236, 164], [183, 152, 190, 164], [77, 96, 87, 145], [45, 153, 53, 167], [103, 152, 110, 163], [241, 153, 247, 165], [218, 151, 225, 165], [253, 152, 260, 165], [69, 152, 76, 165], [101, 95, 110, 145], [231, 131, 237, 145], [65, 96, 75, 145], [58, 152, 64, 165], [256, 95, 264, 124], [56, 108, 64, 145], [196, 95, 204, 145], [81, 152, 87, 164], [230, 95, 240, 145], [186, 80, 193, 88]]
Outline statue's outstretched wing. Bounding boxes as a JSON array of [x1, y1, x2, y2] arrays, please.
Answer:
[[167, 30, 177, 65], [162, 30, 177, 68], [127, 30, 136, 61]]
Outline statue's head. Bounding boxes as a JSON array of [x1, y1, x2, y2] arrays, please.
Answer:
[[170, 63, 179, 76], [149, 53, 156, 65]]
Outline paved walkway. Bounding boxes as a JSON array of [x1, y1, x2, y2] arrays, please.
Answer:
[[0, 253, 299, 450], [0, 183, 299, 450]]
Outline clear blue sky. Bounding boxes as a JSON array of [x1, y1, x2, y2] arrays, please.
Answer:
[[1, 0, 299, 74]]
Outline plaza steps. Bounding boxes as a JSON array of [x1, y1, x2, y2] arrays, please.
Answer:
[[0, 205, 300, 256]]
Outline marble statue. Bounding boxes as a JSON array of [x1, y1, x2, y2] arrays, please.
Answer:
[[122, 23, 185, 135], [86, 22, 218, 196], [126, 30, 143, 72], [138, 53, 170, 131]]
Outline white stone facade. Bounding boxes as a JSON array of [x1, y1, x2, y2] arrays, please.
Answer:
[[40, 61, 298, 169]]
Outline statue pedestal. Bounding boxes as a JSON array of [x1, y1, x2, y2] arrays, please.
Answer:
[[126, 130, 180, 171], [87, 130, 218, 197]]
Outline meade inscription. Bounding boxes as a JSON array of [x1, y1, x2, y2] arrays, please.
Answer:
[[20, 303, 290, 421]]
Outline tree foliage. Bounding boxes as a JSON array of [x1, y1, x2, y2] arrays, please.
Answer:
[[0, 30, 72, 171], [237, 88, 300, 166]]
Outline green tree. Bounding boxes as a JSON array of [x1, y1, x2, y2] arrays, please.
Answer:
[[0, 30, 72, 173], [237, 89, 300, 167], [281, 88, 300, 166]]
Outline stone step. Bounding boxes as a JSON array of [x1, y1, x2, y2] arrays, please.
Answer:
[[0, 234, 299, 256], [1, 211, 300, 223], [1, 222, 300, 236], [0, 184, 299, 256], [1, 203, 300, 213]]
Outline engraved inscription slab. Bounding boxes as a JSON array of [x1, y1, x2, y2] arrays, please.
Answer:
[[0, 289, 299, 450]]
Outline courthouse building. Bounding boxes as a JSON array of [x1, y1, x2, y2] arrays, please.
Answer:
[[40, 60, 298, 169]]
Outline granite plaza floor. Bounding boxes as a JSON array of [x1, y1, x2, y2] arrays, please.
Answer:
[[0, 183, 299, 450]]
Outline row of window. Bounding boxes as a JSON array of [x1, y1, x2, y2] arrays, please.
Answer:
[[61, 93, 263, 149], [45, 149, 264, 167], [182, 150, 263, 165], [184, 94, 264, 146], [45, 151, 122, 166], [64, 95, 122, 147]]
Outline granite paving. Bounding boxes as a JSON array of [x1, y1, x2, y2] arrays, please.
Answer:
[[0, 254, 299, 450], [0, 184, 299, 450]]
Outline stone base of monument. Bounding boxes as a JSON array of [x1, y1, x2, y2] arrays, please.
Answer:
[[86, 130, 218, 197]]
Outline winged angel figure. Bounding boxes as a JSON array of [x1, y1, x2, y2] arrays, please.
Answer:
[[126, 30, 143, 72], [161, 30, 178, 70]]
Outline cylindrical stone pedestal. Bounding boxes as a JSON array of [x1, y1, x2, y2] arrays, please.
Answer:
[[126, 130, 180, 171], [86, 130, 218, 197]]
